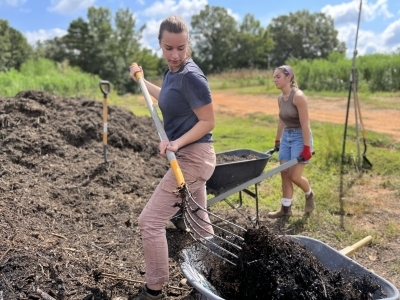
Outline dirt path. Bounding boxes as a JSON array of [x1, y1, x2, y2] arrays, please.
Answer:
[[212, 91, 400, 141]]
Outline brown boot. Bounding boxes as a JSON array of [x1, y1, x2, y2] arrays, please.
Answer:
[[267, 205, 293, 218], [170, 209, 191, 232], [170, 217, 191, 233], [131, 285, 165, 300], [305, 191, 315, 214]]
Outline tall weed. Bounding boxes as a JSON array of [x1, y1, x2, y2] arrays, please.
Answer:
[[0, 58, 103, 98]]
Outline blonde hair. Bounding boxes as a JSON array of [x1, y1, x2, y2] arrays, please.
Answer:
[[158, 15, 192, 58], [277, 65, 298, 89]]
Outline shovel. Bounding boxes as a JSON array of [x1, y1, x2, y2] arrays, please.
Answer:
[[99, 80, 111, 164]]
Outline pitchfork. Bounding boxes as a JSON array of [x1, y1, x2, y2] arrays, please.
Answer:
[[131, 63, 248, 265]]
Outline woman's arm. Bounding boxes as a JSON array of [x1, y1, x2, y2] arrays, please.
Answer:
[[294, 91, 311, 146], [275, 97, 285, 141], [129, 65, 161, 100], [276, 119, 285, 141], [143, 79, 161, 100]]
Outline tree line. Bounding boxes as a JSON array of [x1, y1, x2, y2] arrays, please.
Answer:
[[1, 5, 346, 95]]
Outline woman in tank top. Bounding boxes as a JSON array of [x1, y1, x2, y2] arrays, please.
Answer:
[[268, 65, 315, 219]]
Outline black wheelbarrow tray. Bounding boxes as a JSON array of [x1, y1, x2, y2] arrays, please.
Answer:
[[180, 235, 400, 300], [206, 148, 273, 196]]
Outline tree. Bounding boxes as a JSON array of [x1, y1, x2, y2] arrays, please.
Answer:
[[267, 10, 346, 67], [34, 7, 161, 94], [0, 19, 32, 72], [33, 37, 68, 63], [191, 5, 238, 74], [63, 18, 95, 73], [234, 14, 274, 69]]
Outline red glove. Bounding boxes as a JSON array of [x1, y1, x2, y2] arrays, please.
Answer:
[[299, 146, 312, 161], [274, 140, 280, 151]]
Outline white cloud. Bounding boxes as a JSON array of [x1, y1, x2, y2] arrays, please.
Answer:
[[25, 28, 67, 45], [140, 19, 162, 53], [322, 0, 393, 26], [337, 17, 400, 57], [1, 0, 26, 6], [48, 0, 96, 14], [381, 18, 400, 49], [143, 0, 207, 19]]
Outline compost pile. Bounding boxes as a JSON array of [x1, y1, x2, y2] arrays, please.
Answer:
[[0, 90, 194, 300], [206, 226, 385, 300], [0, 90, 386, 300]]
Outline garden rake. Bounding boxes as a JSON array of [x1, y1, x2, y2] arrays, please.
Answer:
[[131, 63, 247, 265]]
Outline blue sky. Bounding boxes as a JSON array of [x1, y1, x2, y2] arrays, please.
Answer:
[[1, 0, 399, 57]]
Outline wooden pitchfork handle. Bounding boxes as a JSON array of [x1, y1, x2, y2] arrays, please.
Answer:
[[131, 63, 185, 187]]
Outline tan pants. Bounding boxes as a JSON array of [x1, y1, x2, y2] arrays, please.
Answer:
[[138, 142, 216, 285]]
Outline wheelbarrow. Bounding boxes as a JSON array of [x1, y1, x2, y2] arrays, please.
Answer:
[[205, 148, 304, 224], [180, 235, 400, 300]]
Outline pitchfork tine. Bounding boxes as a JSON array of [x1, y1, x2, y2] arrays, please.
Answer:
[[184, 209, 244, 246], [179, 187, 247, 263], [183, 209, 243, 250]]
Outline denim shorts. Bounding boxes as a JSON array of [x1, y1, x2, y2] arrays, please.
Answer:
[[278, 128, 313, 164]]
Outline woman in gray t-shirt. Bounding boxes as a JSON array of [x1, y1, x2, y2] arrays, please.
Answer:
[[130, 15, 216, 300]]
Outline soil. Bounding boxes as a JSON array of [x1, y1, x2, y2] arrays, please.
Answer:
[[0, 90, 399, 300], [216, 154, 259, 164]]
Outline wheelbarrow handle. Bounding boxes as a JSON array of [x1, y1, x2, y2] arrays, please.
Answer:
[[132, 62, 185, 187], [264, 148, 277, 157]]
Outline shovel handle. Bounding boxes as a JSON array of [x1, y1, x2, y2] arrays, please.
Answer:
[[132, 62, 185, 186], [99, 80, 110, 163]]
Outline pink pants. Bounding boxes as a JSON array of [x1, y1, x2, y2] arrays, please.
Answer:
[[138, 142, 216, 285]]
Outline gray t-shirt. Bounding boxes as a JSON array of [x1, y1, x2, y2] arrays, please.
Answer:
[[158, 58, 213, 143]]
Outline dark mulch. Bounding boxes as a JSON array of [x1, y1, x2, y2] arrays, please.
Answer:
[[203, 226, 385, 300]]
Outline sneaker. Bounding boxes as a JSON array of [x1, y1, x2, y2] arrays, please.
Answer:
[[131, 285, 164, 300], [305, 191, 315, 213], [267, 205, 293, 218]]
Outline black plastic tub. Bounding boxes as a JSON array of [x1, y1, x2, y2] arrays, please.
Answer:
[[206, 149, 271, 195]]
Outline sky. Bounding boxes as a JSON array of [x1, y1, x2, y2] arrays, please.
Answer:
[[1, 0, 399, 58]]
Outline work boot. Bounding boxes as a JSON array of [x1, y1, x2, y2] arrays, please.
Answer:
[[170, 217, 191, 232], [305, 191, 315, 214], [170, 209, 191, 232], [131, 285, 164, 300], [267, 205, 292, 218]]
